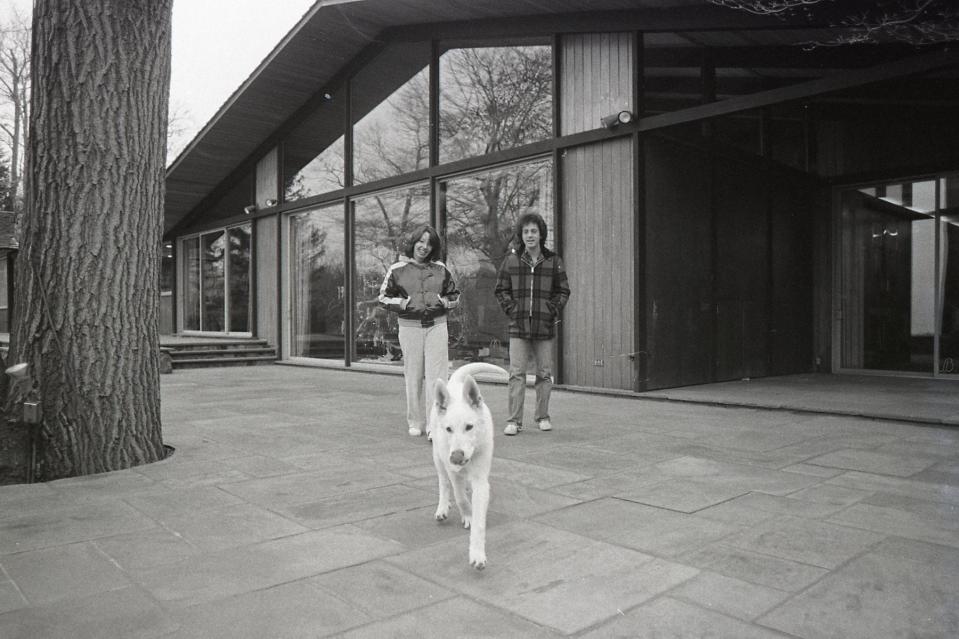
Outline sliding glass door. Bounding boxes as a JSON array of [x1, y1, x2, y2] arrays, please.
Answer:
[[839, 174, 958, 376], [180, 223, 252, 335]]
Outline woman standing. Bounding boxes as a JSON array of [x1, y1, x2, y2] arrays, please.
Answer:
[[378, 225, 460, 437]]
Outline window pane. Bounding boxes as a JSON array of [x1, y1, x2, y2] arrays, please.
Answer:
[[0, 259, 8, 333], [201, 231, 226, 332], [440, 44, 552, 164], [290, 205, 346, 359], [160, 243, 175, 335], [228, 224, 252, 333], [352, 43, 430, 184], [940, 175, 959, 375], [441, 158, 554, 364], [352, 184, 430, 364], [283, 89, 345, 201], [182, 236, 200, 331], [286, 136, 344, 201]]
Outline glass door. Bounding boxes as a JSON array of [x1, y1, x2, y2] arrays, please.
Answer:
[[839, 176, 957, 376], [179, 223, 252, 335], [289, 205, 346, 359]]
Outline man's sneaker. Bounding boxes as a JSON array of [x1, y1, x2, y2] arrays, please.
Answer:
[[503, 422, 521, 436], [537, 419, 553, 431], [408, 427, 422, 437]]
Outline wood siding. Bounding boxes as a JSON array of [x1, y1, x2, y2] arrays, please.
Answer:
[[562, 137, 635, 390], [256, 148, 279, 208], [644, 136, 713, 389], [714, 157, 769, 381], [255, 215, 279, 348], [560, 33, 633, 136]]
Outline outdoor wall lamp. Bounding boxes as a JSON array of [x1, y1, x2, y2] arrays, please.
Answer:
[[243, 204, 257, 215], [601, 110, 634, 130], [265, 198, 278, 207]]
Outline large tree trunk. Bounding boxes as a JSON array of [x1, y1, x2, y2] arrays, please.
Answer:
[[8, 0, 172, 479]]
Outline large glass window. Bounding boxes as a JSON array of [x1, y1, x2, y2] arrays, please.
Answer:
[[441, 158, 553, 365], [352, 43, 430, 184], [180, 223, 252, 334], [439, 43, 553, 164], [352, 183, 430, 364], [290, 205, 346, 359], [228, 226, 252, 333], [283, 89, 346, 202]]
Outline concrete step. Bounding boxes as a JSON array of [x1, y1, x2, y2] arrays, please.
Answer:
[[168, 347, 276, 359], [172, 355, 277, 369]]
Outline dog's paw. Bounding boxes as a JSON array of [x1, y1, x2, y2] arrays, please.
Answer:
[[469, 551, 487, 570], [461, 514, 472, 529], [434, 507, 449, 522]]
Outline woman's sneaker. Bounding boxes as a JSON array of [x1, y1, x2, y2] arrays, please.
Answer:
[[537, 419, 552, 431], [503, 422, 521, 436]]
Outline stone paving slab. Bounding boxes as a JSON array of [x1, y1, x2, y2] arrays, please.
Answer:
[[0, 365, 958, 637]]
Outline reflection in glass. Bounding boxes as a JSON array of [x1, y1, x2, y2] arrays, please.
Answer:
[[228, 225, 252, 333], [441, 158, 553, 365], [290, 205, 346, 359], [352, 184, 430, 364], [840, 184, 935, 372], [182, 237, 200, 331], [353, 43, 430, 184], [0, 259, 8, 333], [201, 231, 226, 332], [285, 136, 344, 201], [440, 45, 552, 164], [940, 175, 959, 375]]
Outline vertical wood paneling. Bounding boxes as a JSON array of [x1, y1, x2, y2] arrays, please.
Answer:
[[254, 147, 280, 346], [561, 33, 633, 136], [256, 147, 279, 208], [562, 137, 634, 390], [255, 215, 278, 348]]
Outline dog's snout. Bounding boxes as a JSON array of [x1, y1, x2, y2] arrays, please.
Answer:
[[449, 449, 468, 466]]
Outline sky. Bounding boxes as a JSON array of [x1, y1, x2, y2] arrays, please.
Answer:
[[3, 0, 318, 155]]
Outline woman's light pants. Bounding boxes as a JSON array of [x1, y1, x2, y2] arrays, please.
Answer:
[[398, 322, 449, 432]]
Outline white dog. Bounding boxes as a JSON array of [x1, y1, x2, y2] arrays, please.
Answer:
[[429, 362, 507, 570]]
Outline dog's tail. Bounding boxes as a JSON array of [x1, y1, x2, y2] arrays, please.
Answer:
[[449, 362, 508, 385]]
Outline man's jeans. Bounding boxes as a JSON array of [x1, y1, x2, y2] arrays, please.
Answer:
[[507, 337, 553, 426]]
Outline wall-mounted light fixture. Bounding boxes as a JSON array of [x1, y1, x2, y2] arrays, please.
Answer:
[[243, 204, 257, 215], [601, 110, 634, 130], [265, 198, 278, 207]]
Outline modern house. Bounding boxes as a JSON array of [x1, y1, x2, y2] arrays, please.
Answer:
[[162, 0, 959, 391]]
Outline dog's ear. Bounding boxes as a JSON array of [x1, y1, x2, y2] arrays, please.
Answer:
[[434, 378, 450, 412], [462, 374, 483, 408]]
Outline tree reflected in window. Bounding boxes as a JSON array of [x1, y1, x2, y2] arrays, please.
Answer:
[[441, 158, 553, 364], [440, 45, 552, 164], [352, 184, 430, 363]]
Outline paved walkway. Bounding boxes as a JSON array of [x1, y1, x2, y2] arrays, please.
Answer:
[[0, 366, 957, 638]]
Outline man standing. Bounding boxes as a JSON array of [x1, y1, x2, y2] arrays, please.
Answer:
[[494, 213, 571, 435]]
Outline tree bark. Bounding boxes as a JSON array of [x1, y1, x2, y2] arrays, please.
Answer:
[[9, 0, 172, 479]]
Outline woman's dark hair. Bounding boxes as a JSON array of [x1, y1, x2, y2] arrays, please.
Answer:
[[513, 213, 548, 250], [404, 224, 442, 262]]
